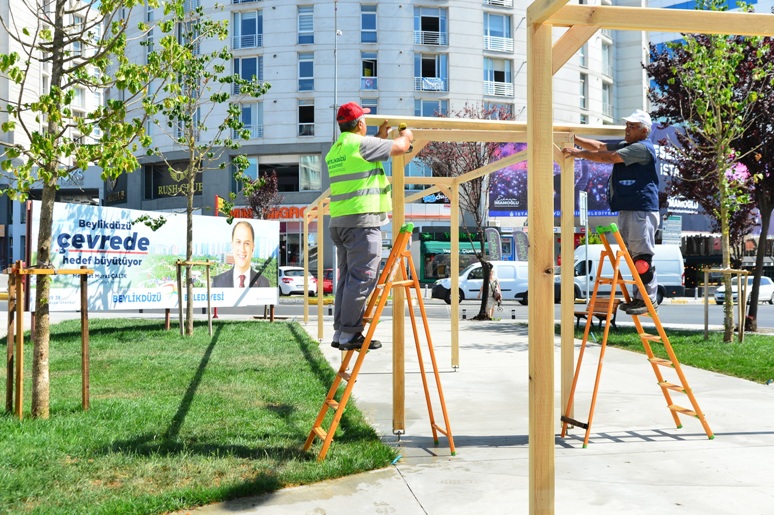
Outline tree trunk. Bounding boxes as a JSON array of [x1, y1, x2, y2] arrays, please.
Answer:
[[720, 186, 734, 343], [745, 203, 772, 332], [185, 167, 195, 336], [31, 178, 58, 418]]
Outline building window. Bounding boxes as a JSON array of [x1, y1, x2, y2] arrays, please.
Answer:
[[361, 5, 377, 43], [72, 15, 84, 56], [602, 42, 613, 77], [483, 57, 513, 96], [414, 99, 448, 117], [484, 13, 513, 52], [299, 52, 314, 91], [361, 98, 377, 136], [233, 56, 262, 94], [579, 72, 587, 109], [580, 114, 588, 124], [298, 6, 313, 44], [483, 102, 513, 118], [233, 10, 262, 49], [255, 155, 322, 192], [361, 52, 378, 90], [579, 43, 588, 68], [236, 102, 263, 139], [414, 53, 448, 91], [413, 7, 448, 46], [232, 156, 258, 193], [602, 81, 613, 117], [299, 100, 314, 136]]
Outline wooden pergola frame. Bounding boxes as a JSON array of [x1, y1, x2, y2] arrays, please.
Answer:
[[302, 3, 774, 512]]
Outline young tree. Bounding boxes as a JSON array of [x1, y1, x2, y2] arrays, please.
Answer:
[[646, 2, 773, 340], [0, 0, 156, 417], [144, 0, 269, 335], [418, 103, 513, 320]]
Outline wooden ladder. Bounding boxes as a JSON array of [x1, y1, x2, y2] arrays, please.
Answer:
[[561, 223, 713, 447], [303, 223, 455, 461]]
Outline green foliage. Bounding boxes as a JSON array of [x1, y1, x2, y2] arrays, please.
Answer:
[[0, 319, 396, 512], [564, 323, 774, 384]]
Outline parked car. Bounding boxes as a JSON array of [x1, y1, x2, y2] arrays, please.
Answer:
[[431, 261, 529, 305], [714, 275, 774, 305], [278, 266, 317, 296], [323, 268, 334, 295]]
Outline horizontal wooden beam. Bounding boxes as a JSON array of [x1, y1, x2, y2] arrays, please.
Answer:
[[550, 5, 774, 36], [527, 0, 570, 26]]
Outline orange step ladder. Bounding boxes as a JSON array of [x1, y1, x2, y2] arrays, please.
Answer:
[[304, 223, 455, 461], [561, 223, 713, 447]]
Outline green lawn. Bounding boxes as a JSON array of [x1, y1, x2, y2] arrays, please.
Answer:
[[1, 319, 395, 514], [563, 324, 774, 384]]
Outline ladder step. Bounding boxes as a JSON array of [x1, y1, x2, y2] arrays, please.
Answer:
[[391, 280, 414, 287], [560, 415, 589, 430], [313, 426, 328, 440], [649, 357, 673, 367], [338, 371, 352, 381], [641, 333, 662, 342], [668, 404, 697, 417], [325, 398, 340, 410], [659, 381, 686, 393]]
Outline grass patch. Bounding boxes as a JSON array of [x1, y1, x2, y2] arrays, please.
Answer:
[[561, 324, 774, 384], [1, 319, 395, 514]]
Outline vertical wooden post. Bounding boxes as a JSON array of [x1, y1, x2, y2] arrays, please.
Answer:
[[303, 211, 310, 325], [392, 152, 406, 434], [14, 261, 25, 419], [165, 309, 171, 331], [80, 266, 90, 410], [527, 20, 555, 514], [559, 135, 575, 422], [205, 261, 212, 336], [317, 200, 325, 341], [6, 268, 16, 413], [176, 261, 184, 336], [449, 184, 460, 368]]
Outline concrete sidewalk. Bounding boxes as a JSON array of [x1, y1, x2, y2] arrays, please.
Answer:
[[185, 315, 774, 515]]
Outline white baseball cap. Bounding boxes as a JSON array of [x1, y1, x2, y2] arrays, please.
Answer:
[[623, 109, 652, 128]]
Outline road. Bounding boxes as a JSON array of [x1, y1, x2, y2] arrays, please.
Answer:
[[2, 297, 772, 334], [273, 296, 774, 332]]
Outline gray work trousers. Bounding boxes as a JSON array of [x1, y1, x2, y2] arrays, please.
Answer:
[[617, 210, 659, 303], [330, 226, 382, 334]]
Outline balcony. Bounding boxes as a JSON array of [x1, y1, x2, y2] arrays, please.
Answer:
[[483, 81, 514, 97], [484, 36, 514, 53], [232, 0, 259, 4], [232, 34, 262, 49], [413, 31, 448, 46], [414, 77, 448, 92], [234, 125, 263, 140], [361, 77, 378, 90], [484, 0, 513, 7]]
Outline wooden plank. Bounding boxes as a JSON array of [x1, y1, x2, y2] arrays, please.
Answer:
[[392, 153, 407, 433], [559, 135, 575, 427], [527, 0, 571, 26], [552, 25, 599, 74], [550, 5, 774, 36], [527, 21, 555, 514]]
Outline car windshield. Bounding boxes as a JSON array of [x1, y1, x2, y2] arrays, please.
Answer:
[[285, 270, 305, 277]]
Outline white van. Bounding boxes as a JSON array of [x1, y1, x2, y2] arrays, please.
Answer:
[[570, 244, 685, 304], [431, 260, 529, 305]]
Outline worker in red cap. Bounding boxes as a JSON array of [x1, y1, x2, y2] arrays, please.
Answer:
[[562, 109, 659, 316], [326, 102, 413, 351]]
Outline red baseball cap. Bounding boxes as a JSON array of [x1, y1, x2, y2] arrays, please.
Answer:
[[336, 102, 371, 123]]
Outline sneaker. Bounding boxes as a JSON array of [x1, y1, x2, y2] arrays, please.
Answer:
[[331, 340, 340, 349], [625, 299, 656, 316], [338, 333, 382, 351]]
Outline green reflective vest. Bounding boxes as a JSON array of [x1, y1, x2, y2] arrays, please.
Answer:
[[326, 132, 392, 217]]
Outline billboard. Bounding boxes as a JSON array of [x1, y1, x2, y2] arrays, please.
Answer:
[[488, 142, 617, 218], [29, 201, 280, 311]]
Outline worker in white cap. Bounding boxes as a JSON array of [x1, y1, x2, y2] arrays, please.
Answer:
[[561, 109, 659, 316]]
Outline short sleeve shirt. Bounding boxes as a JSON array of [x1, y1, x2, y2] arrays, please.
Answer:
[[607, 141, 652, 166]]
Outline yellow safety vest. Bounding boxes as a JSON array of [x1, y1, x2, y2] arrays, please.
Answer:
[[326, 132, 392, 217]]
